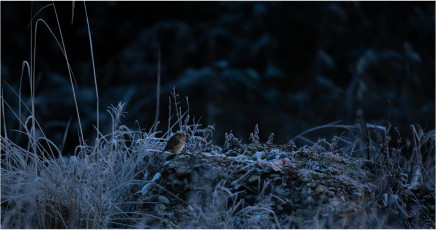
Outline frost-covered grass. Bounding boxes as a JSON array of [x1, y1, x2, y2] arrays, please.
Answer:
[[2, 104, 144, 228], [0, 3, 189, 228], [1, 99, 213, 228], [2, 99, 435, 228]]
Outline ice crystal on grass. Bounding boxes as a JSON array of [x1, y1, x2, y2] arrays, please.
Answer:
[[224, 130, 242, 149], [249, 124, 260, 144]]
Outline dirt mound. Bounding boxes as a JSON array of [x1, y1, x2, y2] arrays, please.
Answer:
[[128, 143, 435, 228]]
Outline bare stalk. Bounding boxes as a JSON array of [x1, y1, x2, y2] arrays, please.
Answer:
[[153, 45, 161, 133]]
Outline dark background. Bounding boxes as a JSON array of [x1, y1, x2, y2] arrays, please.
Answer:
[[2, 2, 435, 154]]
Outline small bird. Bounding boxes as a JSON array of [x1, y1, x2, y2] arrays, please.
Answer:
[[162, 133, 185, 154]]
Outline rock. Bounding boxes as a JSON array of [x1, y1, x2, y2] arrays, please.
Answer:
[[326, 191, 335, 196], [330, 199, 341, 208], [167, 162, 176, 169], [301, 177, 312, 183], [165, 212, 174, 219], [319, 194, 327, 202], [275, 187, 286, 196], [175, 168, 187, 178], [352, 191, 362, 199], [315, 184, 325, 193], [154, 203, 166, 213], [158, 195, 170, 205], [304, 196, 314, 205], [308, 181, 317, 188], [248, 175, 260, 184], [301, 187, 311, 195]]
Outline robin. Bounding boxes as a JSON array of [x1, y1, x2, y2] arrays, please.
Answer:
[[162, 133, 185, 154]]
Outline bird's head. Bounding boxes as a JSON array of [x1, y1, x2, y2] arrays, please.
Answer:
[[174, 133, 184, 140]]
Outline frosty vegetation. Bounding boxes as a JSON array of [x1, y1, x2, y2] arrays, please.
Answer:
[[2, 96, 435, 228], [1, 3, 435, 229]]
